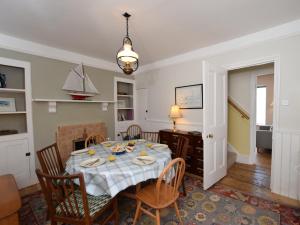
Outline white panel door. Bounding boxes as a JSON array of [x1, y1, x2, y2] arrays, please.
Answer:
[[0, 138, 31, 189], [203, 61, 228, 190], [136, 88, 148, 123]]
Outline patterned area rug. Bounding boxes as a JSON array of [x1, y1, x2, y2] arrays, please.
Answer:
[[20, 177, 300, 225]]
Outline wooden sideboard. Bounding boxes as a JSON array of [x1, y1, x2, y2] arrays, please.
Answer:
[[159, 129, 203, 179]]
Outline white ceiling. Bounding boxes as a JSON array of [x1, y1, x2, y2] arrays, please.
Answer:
[[0, 0, 300, 65]]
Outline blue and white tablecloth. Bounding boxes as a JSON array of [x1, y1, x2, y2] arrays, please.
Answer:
[[65, 142, 172, 197]]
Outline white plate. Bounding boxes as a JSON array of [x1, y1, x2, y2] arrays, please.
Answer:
[[132, 156, 156, 166], [151, 144, 168, 149], [80, 157, 106, 168], [71, 149, 89, 156], [101, 141, 116, 145], [136, 139, 146, 143]]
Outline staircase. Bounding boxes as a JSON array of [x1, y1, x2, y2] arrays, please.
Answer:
[[227, 151, 237, 169]]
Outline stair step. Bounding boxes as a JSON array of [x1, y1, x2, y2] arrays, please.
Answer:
[[227, 151, 237, 169]]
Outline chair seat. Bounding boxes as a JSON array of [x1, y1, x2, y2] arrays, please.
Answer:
[[56, 190, 112, 217], [136, 182, 179, 209]]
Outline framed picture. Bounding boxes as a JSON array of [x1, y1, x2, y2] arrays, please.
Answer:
[[0, 98, 16, 112], [175, 84, 203, 109]]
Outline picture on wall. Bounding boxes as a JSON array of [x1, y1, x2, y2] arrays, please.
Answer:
[[175, 84, 203, 109], [0, 98, 16, 112]]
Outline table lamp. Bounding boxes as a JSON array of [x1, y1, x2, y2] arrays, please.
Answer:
[[169, 104, 182, 132]]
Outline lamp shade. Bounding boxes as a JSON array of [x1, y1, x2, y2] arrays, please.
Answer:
[[169, 105, 182, 119]]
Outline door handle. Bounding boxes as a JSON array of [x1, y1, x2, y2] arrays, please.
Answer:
[[206, 134, 213, 139]]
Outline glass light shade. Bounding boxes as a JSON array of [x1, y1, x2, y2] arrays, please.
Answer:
[[117, 36, 139, 75], [117, 43, 139, 63], [169, 105, 182, 119]]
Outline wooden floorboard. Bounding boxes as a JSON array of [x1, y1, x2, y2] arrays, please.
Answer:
[[218, 150, 300, 208]]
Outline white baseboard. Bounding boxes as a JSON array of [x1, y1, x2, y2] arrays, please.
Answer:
[[227, 143, 251, 164]]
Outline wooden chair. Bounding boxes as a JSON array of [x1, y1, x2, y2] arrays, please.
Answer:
[[133, 158, 186, 225], [85, 134, 106, 148], [37, 143, 64, 176], [36, 169, 119, 225], [174, 136, 189, 196], [120, 124, 142, 140], [141, 132, 159, 143]]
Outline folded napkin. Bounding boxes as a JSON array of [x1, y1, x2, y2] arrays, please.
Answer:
[[71, 149, 89, 156], [151, 143, 168, 149], [80, 157, 105, 168]]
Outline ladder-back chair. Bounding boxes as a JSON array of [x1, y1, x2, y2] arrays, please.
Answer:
[[133, 158, 186, 225], [36, 169, 119, 225], [85, 134, 106, 148], [37, 143, 64, 176]]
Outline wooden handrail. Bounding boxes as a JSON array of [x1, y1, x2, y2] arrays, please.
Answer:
[[228, 98, 250, 120]]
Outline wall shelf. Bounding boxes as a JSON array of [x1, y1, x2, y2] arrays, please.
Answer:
[[117, 95, 133, 98], [0, 111, 27, 115], [0, 88, 26, 93], [32, 98, 115, 103], [118, 107, 134, 110], [32, 98, 115, 113]]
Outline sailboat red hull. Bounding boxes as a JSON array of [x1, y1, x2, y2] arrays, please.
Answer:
[[71, 95, 87, 100]]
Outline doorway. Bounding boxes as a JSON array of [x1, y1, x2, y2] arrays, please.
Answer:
[[225, 63, 274, 192]]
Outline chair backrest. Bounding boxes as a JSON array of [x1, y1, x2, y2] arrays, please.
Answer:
[[127, 124, 142, 138], [175, 136, 189, 159], [141, 132, 159, 143], [85, 134, 106, 148], [36, 169, 90, 223], [37, 143, 64, 176], [155, 158, 185, 203]]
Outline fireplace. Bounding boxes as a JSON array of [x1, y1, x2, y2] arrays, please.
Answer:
[[56, 122, 107, 163]]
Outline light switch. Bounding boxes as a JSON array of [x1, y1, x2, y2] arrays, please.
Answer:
[[281, 100, 289, 106]]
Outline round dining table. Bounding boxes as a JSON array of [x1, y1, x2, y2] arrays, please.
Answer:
[[65, 141, 172, 197]]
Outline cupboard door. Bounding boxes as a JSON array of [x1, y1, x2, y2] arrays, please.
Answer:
[[0, 138, 31, 188]]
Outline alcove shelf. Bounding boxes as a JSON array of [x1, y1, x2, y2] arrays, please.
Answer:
[[32, 98, 116, 112]]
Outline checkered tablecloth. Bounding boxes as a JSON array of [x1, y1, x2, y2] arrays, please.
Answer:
[[65, 142, 172, 197]]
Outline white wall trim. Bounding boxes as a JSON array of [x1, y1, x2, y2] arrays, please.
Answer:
[[146, 118, 202, 127], [139, 19, 300, 73], [0, 33, 120, 73], [272, 129, 300, 199], [227, 143, 250, 164]]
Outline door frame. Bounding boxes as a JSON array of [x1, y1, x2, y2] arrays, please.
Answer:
[[224, 55, 280, 192]]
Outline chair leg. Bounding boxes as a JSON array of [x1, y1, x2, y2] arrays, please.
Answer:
[[174, 202, 183, 225], [133, 200, 142, 225], [156, 209, 160, 225], [182, 177, 186, 196]]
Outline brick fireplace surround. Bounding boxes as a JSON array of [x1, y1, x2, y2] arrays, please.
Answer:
[[56, 122, 107, 163]]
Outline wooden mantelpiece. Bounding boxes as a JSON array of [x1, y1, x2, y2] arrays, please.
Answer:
[[159, 129, 203, 179]]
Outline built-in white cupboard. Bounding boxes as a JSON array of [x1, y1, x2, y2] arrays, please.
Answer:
[[0, 57, 35, 189]]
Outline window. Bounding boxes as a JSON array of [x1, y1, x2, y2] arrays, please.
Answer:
[[256, 86, 267, 125]]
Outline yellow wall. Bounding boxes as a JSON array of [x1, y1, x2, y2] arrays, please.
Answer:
[[228, 104, 250, 155]]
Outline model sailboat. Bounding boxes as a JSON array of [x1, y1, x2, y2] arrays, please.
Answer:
[[62, 64, 99, 100]]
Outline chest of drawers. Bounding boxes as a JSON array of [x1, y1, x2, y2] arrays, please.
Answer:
[[159, 129, 203, 178]]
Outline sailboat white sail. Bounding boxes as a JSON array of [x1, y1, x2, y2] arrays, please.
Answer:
[[62, 64, 99, 100]]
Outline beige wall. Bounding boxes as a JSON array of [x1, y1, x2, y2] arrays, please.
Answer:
[[136, 34, 300, 199], [137, 35, 300, 130], [257, 74, 274, 125], [0, 48, 128, 154], [228, 64, 274, 113]]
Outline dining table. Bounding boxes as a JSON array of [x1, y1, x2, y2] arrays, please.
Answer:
[[65, 140, 172, 197]]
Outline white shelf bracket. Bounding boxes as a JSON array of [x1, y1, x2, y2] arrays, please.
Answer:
[[101, 102, 108, 111], [48, 101, 57, 113]]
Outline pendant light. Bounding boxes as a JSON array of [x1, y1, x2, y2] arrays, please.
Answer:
[[116, 12, 139, 75]]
